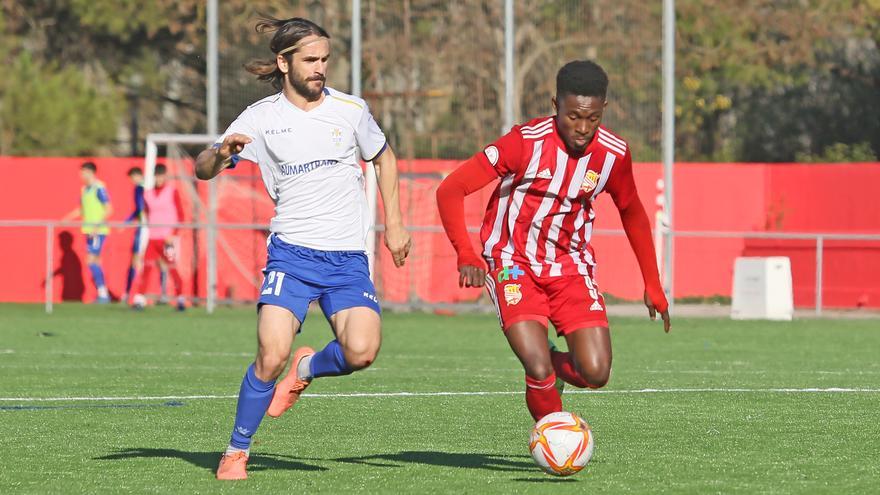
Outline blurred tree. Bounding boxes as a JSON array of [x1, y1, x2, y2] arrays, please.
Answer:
[[0, 52, 122, 156], [675, 0, 880, 162], [0, 0, 206, 155], [0, 0, 877, 162], [795, 142, 877, 163]]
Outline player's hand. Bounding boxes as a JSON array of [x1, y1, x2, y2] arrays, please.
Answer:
[[216, 133, 252, 160], [458, 265, 486, 288], [644, 290, 671, 333], [384, 223, 412, 268]]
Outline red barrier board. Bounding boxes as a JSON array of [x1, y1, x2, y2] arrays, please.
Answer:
[[1, 157, 878, 308]]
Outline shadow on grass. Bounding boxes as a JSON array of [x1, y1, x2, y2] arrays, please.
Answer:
[[95, 448, 326, 473], [512, 477, 579, 483], [334, 451, 535, 472]]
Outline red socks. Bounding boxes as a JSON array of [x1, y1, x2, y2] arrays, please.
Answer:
[[137, 264, 154, 294], [550, 350, 590, 388], [525, 374, 562, 421], [168, 267, 183, 295]]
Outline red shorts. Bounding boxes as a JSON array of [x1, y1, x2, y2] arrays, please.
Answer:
[[144, 239, 177, 265], [485, 264, 609, 335]]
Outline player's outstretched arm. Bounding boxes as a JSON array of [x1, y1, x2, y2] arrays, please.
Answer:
[[195, 134, 252, 180], [62, 207, 81, 221], [618, 198, 671, 332], [436, 156, 497, 288], [372, 146, 412, 268]]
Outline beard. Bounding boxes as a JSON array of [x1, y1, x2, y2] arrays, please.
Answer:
[[288, 70, 325, 100]]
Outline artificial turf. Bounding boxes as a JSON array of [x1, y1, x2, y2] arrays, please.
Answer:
[[1, 303, 878, 494]]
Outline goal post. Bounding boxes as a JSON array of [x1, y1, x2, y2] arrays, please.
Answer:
[[144, 133, 219, 311]]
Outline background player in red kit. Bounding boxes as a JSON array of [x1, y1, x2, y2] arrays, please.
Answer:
[[437, 60, 671, 421], [132, 164, 187, 311]]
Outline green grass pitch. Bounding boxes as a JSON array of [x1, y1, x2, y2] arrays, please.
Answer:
[[1, 303, 879, 494]]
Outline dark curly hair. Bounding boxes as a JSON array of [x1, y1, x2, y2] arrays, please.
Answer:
[[556, 60, 609, 100]]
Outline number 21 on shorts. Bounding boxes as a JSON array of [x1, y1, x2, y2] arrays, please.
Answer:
[[261, 271, 286, 296]]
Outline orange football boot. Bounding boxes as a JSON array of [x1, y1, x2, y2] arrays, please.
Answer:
[[216, 451, 248, 480], [267, 346, 315, 417]]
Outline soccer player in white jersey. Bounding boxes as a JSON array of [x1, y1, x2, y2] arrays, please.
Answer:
[[195, 17, 411, 480]]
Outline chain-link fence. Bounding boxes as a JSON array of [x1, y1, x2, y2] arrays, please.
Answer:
[[218, 1, 662, 160]]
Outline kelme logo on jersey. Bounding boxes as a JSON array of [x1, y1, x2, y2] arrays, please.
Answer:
[[266, 128, 294, 135], [581, 170, 601, 194], [504, 284, 522, 305], [484, 145, 499, 166], [497, 265, 525, 283]]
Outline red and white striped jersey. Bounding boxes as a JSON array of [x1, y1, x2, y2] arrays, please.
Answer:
[[476, 117, 638, 278]]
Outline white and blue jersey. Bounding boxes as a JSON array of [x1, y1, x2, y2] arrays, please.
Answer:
[[217, 87, 387, 321]]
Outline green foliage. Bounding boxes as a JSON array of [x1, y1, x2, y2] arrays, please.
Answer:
[[795, 142, 878, 163], [1, 1, 878, 161], [0, 53, 123, 156], [675, 0, 880, 162]]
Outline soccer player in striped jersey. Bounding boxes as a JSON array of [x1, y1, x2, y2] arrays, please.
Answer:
[[63, 161, 113, 303], [437, 60, 671, 422], [195, 17, 411, 480]]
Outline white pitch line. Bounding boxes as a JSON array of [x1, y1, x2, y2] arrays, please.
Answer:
[[2, 387, 880, 402]]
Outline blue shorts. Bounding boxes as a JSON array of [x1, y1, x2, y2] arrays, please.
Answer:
[[258, 235, 381, 326], [85, 234, 106, 256]]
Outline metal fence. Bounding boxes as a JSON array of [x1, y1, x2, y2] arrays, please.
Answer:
[[4, 219, 878, 316]]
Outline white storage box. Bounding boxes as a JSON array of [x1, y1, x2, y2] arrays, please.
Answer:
[[731, 257, 794, 321]]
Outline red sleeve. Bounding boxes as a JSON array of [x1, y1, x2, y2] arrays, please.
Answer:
[[603, 149, 637, 210], [436, 155, 498, 268], [614, 155, 668, 312], [173, 188, 184, 235], [474, 126, 525, 177]]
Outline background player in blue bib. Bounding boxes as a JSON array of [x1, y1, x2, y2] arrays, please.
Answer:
[[195, 17, 411, 480], [63, 161, 113, 303]]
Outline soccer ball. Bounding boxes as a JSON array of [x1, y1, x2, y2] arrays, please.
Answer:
[[529, 411, 594, 476]]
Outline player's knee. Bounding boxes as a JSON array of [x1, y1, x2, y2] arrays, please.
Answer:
[[255, 350, 290, 380], [576, 357, 612, 388], [524, 361, 554, 382], [344, 345, 379, 370]]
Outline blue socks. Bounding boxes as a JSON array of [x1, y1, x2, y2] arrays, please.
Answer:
[[309, 340, 353, 378], [125, 267, 136, 293], [88, 263, 106, 290], [228, 343, 353, 449], [229, 364, 276, 450]]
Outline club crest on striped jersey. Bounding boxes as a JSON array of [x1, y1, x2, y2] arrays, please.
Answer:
[[484, 145, 500, 166], [581, 170, 600, 194], [503, 284, 522, 305]]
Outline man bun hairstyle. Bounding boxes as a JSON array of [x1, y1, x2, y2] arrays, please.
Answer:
[[556, 60, 609, 100], [244, 17, 330, 91]]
